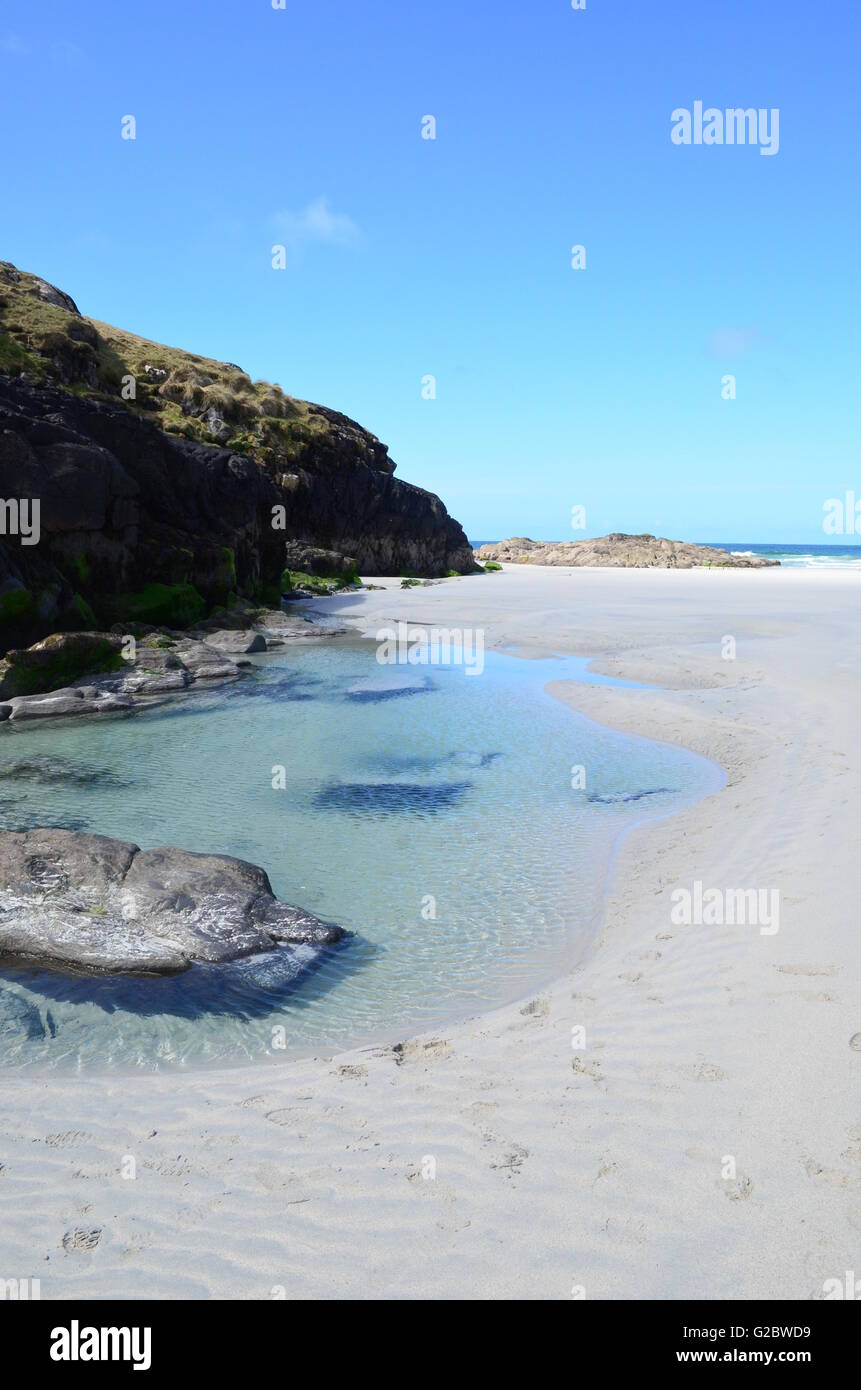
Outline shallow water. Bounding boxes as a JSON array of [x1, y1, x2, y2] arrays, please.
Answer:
[[0, 641, 723, 1070]]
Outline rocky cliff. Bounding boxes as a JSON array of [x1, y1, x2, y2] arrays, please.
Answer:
[[474, 535, 780, 569], [0, 261, 475, 650]]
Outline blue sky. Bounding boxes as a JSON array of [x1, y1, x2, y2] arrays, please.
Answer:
[[2, 0, 859, 542]]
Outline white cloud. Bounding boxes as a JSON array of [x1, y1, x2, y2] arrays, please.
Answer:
[[271, 197, 360, 253]]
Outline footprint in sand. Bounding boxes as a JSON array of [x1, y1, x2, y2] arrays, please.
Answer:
[[723, 1174, 753, 1202], [391, 1038, 451, 1066], [804, 1157, 849, 1188], [62, 1226, 102, 1253], [480, 1129, 529, 1176], [775, 965, 837, 977], [571, 1055, 605, 1087], [264, 1109, 298, 1127], [462, 1100, 499, 1118], [519, 996, 550, 1020], [142, 1154, 196, 1177], [679, 1062, 728, 1083]]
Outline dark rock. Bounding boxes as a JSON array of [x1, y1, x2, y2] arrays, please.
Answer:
[[0, 369, 476, 654], [282, 542, 356, 579], [0, 376, 286, 651], [33, 279, 80, 315], [0, 631, 124, 697]]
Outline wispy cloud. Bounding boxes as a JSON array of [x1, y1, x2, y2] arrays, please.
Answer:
[[1, 34, 29, 56], [3, 34, 85, 64], [51, 39, 85, 67], [706, 327, 765, 357], [271, 197, 360, 254]]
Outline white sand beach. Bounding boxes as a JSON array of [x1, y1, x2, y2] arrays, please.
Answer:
[[1, 564, 858, 1300]]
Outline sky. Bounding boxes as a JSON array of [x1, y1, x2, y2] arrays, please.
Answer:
[[2, 0, 860, 543]]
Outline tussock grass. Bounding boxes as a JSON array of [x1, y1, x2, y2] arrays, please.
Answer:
[[0, 260, 330, 458]]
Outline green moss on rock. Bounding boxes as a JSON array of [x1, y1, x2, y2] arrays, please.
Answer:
[[0, 631, 125, 697], [281, 568, 358, 596], [0, 587, 35, 625], [111, 582, 206, 628], [72, 593, 97, 626]]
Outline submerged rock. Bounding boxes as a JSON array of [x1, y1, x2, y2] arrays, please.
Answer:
[[315, 780, 471, 813], [0, 757, 124, 787], [0, 986, 48, 1040], [345, 674, 432, 702], [0, 828, 344, 976], [587, 787, 675, 804]]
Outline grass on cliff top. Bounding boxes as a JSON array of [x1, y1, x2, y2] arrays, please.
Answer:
[[0, 260, 343, 458]]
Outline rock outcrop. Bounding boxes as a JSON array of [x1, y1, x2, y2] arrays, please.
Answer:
[[0, 608, 343, 719], [474, 535, 779, 569], [0, 260, 476, 652], [0, 828, 344, 975]]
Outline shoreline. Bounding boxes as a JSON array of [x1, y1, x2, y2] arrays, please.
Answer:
[[1, 565, 858, 1299], [0, 635, 720, 1077]]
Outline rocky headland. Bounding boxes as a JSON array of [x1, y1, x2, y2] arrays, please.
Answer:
[[474, 534, 780, 569], [0, 260, 476, 654]]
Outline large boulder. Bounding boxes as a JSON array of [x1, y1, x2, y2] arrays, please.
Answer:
[[0, 828, 344, 975], [0, 631, 124, 698]]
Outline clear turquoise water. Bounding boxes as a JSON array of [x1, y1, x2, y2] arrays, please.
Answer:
[[0, 641, 722, 1071]]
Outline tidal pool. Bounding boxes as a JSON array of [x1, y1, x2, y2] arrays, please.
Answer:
[[0, 641, 723, 1070]]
